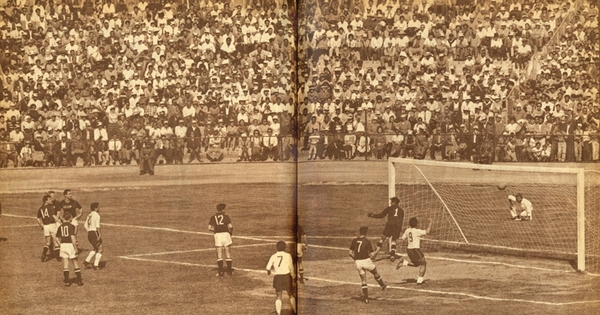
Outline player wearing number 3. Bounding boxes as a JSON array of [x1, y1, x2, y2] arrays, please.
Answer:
[[83, 202, 103, 270], [508, 193, 533, 221], [208, 203, 233, 277], [395, 217, 433, 285], [367, 196, 404, 261], [266, 241, 296, 315], [349, 226, 387, 304]]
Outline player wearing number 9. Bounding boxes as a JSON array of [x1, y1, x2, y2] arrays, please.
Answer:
[[266, 241, 296, 315], [208, 203, 233, 277]]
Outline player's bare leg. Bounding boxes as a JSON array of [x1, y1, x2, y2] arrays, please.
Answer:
[[358, 273, 369, 303], [370, 268, 387, 290], [224, 245, 233, 275], [215, 246, 225, 276], [417, 260, 427, 284]]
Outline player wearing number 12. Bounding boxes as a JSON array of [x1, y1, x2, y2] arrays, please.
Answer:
[[367, 197, 404, 261], [208, 203, 233, 277], [266, 241, 296, 315], [83, 202, 103, 270], [349, 226, 387, 304]]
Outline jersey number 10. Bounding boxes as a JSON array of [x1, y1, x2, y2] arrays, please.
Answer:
[[61, 225, 70, 237]]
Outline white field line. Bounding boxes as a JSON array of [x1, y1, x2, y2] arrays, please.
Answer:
[[308, 244, 576, 274], [118, 255, 600, 306], [125, 243, 273, 258], [0, 224, 39, 228]]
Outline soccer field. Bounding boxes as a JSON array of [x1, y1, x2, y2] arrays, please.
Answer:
[[0, 162, 599, 315]]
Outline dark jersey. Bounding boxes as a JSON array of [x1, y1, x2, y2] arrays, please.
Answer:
[[37, 204, 57, 225], [372, 205, 404, 226], [59, 199, 82, 218], [56, 222, 76, 243], [297, 225, 305, 242], [349, 236, 374, 260], [209, 213, 232, 233]]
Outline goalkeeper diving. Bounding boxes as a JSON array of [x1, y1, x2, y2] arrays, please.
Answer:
[[508, 193, 533, 221]]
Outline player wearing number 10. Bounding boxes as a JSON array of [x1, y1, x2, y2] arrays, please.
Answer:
[[266, 241, 296, 315], [56, 212, 83, 286], [208, 203, 233, 277], [367, 197, 404, 261]]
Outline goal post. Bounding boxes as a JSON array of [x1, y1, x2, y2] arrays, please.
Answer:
[[388, 158, 599, 274]]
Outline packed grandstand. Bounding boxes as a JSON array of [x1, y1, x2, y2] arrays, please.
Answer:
[[0, 0, 598, 167]]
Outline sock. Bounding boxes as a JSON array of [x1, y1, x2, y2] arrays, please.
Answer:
[[403, 260, 409, 267], [376, 241, 383, 249], [361, 285, 368, 298], [42, 246, 49, 257], [94, 253, 102, 266], [217, 260, 224, 273], [290, 296, 296, 313], [390, 243, 396, 256], [75, 268, 82, 281], [54, 248, 60, 258], [63, 269, 69, 282], [86, 251, 96, 263], [226, 259, 232, 271], [417, 276, 424, 283], [275, 299, 282, 314], [374, 275, 385, 287], [299, 268, 304, 279]]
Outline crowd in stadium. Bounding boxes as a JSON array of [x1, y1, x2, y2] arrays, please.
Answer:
[[0, 0, 598, 168]]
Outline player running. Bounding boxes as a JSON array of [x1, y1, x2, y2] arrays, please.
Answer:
[[395, 217, 433, 285], [508, 193, 533, 221], [37, 195, 60, 262], [83, 202, 103, 270], [367, 197, 404, 261], [56, 212, 83, 286], [297, 224, 308, 283], [266, 241, 296, 315], [349, 226, 387, 304], [208, 203, 233, 276]]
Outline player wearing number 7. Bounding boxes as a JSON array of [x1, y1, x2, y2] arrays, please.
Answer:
[[208, 203, 233, 277], [367, 197, 404, 261], [266, 241, 296, 315], [349, 226, 387, 304], [395, 217, 433, 285]]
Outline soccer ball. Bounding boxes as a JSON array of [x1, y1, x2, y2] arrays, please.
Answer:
[[497, 183, 507, 190]]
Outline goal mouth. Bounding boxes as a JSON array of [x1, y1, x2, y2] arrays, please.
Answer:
[[388, 158, 599, 274]]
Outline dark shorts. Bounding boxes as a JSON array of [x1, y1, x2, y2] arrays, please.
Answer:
[[88, 231, 102, 251], [273, 274, 293, 292], [407, 248, 425, 266], [383, 223, 401, 240]]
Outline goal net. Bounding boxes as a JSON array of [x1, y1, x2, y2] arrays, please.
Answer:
[[388, 158, 600, 274]]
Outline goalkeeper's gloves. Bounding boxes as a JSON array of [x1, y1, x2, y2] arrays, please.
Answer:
[[367, 213, 373, 218]]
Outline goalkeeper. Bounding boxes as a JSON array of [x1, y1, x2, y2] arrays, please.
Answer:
[[367, 197, 404, 261], [508, 193, 533, 221]]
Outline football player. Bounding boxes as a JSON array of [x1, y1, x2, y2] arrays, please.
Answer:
[[508, 193, 533, 221], [208, 203, 233, 276], [349, 226, 387, 304]]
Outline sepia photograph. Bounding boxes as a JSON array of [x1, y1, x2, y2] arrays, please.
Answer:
[[0, 0, 599, 314]]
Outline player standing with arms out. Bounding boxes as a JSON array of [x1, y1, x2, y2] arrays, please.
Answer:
[[367, 197, 404, 261], [349, 226, 387, 304], [208, 203, 233, 276], [37, 195, 60, 262], [508, 193, 533, 221], [56, 212, 83, 286], [83, 202, 103, 270], [297, 224, 308, 283], [266, 241, 296, 315], [395, 217, 433, 285]]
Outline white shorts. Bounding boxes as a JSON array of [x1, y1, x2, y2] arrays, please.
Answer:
[[43, 223, 58, 237], [60, 243, 77, 259], [355, 258, 376, 275], [297, 243, 304, 258], [214, 232, 232, 247]]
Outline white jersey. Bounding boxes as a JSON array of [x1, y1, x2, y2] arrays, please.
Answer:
[[401, 227, 427, 249], [508, 195, 533, 215], [266, 251, 295, 277], [84, 211, 101, 231]]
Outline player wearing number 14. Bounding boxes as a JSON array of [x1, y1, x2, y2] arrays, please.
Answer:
[[208, 203, 233, 276], [37, 194, 60, 262]]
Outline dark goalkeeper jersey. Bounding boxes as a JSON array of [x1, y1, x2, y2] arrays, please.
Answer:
[[372, 205, 404, 226], [59, 199, 82, 218], [209, 213, 231, 233]]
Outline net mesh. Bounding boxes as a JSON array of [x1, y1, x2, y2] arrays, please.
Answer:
[[585, 171, 600, 274], [392, 161, 599, 273]]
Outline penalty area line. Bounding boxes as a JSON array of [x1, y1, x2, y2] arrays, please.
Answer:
[[307, 276, 600, 306], [126, 243, 274, 257], [118, 256, 266, 275]]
